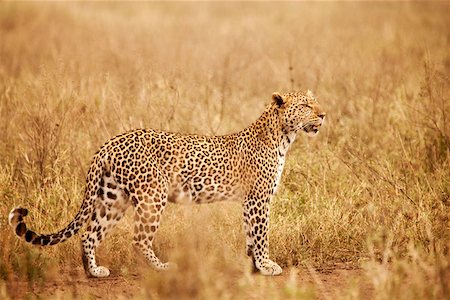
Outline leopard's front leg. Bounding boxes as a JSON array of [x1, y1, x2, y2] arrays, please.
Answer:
[[243, 196, 282, 276], [242, 208, 258, 273]]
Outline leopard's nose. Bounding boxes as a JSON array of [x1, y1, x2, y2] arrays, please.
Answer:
[[318, 112, 326, 119]]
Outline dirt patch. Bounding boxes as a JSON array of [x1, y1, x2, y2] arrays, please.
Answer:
[[6, 267, 139, 299], [293, 267, 373, 299], [6, 265, 373, 299]]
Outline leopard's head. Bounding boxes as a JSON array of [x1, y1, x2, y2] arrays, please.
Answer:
[[272, 90, 326, 137]]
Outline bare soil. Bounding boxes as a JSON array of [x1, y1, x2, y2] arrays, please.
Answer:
[[6, 265, 373, 299]]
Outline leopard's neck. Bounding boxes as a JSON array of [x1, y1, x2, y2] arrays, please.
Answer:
[[244, 104, 297, 154], [244, 104, 281, 146], [278, 131, 297, 157]]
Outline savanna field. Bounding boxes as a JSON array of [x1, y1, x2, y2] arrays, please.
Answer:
[[0, 2, 449, 299]]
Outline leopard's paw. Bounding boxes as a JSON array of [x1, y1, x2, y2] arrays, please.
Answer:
[[90, 266, 110, 278], [255, 259, 282, 276]]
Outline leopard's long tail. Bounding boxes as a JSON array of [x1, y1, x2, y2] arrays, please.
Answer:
[[8, 155, 107, 246], [8, 201, 91, 246]]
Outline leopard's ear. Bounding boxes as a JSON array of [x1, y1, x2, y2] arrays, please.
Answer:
[[272, 92, 285, 108], [306, 90, 314, 98]]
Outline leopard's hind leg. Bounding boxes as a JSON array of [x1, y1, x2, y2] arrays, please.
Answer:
[[129, 166, 171, 271], [81, 172, 130, 277]]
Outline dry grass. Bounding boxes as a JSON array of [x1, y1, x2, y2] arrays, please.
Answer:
[[0, 2, 449, 299]]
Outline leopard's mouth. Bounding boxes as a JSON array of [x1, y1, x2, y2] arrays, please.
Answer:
[[302, 123, 321, 136]]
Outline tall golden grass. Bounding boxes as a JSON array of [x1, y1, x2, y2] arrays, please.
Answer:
[[0, 2, 449, 299]]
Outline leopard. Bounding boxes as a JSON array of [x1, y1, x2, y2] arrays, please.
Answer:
[[9, 90, 325, 277]]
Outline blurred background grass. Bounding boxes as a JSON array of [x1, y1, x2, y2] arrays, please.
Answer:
[[0, 2, 449, 299]]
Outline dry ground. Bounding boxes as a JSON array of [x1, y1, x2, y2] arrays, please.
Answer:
[[7, 266, 372, 300], [0, 2, 449, 299]]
